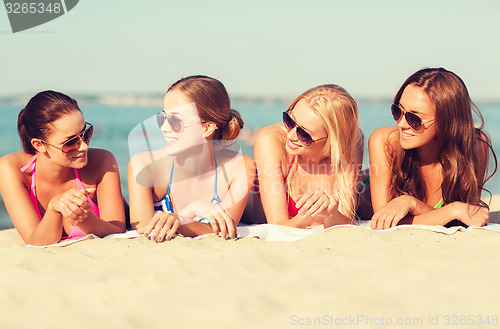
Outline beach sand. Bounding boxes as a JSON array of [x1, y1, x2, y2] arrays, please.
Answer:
[[1, 199, 500, 329]]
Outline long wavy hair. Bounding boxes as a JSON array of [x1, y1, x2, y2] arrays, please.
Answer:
[[287, 84, 362, 221], [388, 67, 497, 208]]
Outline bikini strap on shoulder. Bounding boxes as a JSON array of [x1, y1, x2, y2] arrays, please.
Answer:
[[74, 168, 86, 190], [20, 154, 38, 173], [211, 155, 223, 204], [166, 161, 175, 196]]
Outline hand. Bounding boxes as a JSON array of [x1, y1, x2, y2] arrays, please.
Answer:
[[188, 201, 236, 239], [294, 189, 338, 218], [451, 202, 489, 227], [51, 189, 93, 226], [371, 195, 414, 230], [138, 211, 181, 242]]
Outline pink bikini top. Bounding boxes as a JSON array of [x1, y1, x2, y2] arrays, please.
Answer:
[[20, 155, 100, 239]]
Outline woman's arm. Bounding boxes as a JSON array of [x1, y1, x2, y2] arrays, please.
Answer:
[[254, 125, 296, 224], [368, 127, 397, 213], [399, 201, 488, 227], [254, 125, 317, 228], [128, 154, 156, 230], [76, 149, 126, 236], [0, 154, 64, 245], [219, 153, 256, 225]]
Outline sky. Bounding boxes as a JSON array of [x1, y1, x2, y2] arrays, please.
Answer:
[[1, 0, 499, 100]]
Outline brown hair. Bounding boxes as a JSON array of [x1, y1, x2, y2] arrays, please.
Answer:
[[168, 75, 243, 140], [17, 90, 81, 154], [388, 67, 497, 208]]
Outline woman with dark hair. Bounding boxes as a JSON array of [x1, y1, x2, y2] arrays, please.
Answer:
[[128, 75, 255, 241], [369, 67, 497, 229], [0, 90, 126, 245]]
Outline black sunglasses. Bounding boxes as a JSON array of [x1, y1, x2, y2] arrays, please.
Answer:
[[391, 104, 435, 132], [282, 111, 327, 146], [41, 122, 93, 153]]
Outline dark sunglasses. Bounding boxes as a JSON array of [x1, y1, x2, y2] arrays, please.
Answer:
[[156, 113, 202, 133], [391, 104, 435, 132], [282, 111, 327, 146], [41, 122, 93, 153]]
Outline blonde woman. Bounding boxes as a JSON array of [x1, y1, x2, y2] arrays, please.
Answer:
[[253, 84, 363, 228]]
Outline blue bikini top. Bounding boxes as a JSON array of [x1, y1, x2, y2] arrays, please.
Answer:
[[153, 156, 221, 224]]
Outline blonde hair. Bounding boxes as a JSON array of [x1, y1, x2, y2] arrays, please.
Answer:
[[287, 84, 362, 221]]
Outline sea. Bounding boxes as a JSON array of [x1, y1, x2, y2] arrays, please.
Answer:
[[1, 97, 499, 229]]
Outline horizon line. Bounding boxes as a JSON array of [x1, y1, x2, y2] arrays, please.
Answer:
[[1, 92, 500, 105]]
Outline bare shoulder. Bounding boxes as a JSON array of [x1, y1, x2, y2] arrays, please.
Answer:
[[254, 124, 286, 155], [88, 148, 117, 163], [0, 152, 33, 173], [216, 149, 254, 172], [0, 152, 34, 194], [369, 126, 398, 149], [255, 124, 285, 142], [129, 149, 166, 173]]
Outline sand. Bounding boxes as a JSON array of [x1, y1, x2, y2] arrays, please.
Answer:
[[1, 199, 500, 329]]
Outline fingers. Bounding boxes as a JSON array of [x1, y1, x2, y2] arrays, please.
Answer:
[[468, 205, 489, 227], [296, 190, 329, 218], [294, 191, 314, 209], [370, 196, 413, 230], [140, 211, 163, 239], [371, 207, 406, 230], [309, 192, 336, 217], [56, 189, 91, 221], [58, 197, 92, 225], [61, 198, 91, 215], [156, 213, 180, 242], [207, 208, 236, 239], [165, 219, 181, 241], [209, 218, 220, 237], [191, 202, 236, 239], [139, 211, 180, 242]]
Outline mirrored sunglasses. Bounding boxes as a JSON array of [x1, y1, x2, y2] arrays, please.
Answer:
[[156, 113, 203, 133]]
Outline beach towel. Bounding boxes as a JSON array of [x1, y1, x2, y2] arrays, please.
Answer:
[[26, 222, 500, 247]]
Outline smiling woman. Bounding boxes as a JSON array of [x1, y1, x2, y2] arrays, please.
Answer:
[[369, 67, 498, 229], [128, 75, 255, 241], [250, 84, 365, 228], [0, 90, 126, 246]]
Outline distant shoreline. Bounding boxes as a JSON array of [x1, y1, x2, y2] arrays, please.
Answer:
[[2, 93, 500, 108]]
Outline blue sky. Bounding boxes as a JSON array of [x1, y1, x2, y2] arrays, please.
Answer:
[[1, 0, 499, 100]]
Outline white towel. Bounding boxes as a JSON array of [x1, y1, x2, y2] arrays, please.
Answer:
[[27, 223, 500, 247]]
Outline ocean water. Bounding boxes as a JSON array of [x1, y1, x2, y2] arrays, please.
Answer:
[[1, 99, 499, 229]]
